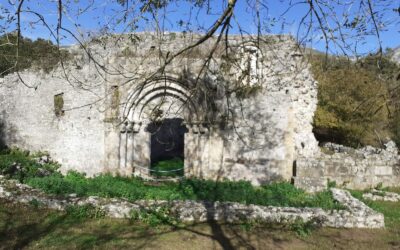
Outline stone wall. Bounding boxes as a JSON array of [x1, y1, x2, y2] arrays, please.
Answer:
[[0, 70, 106, 176], [294, 141, 400, 192], [0, 33, 319, 184]]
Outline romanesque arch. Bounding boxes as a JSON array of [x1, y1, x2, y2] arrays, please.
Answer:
[[123, 76, 200, 123], [118, 76, 220, 179]]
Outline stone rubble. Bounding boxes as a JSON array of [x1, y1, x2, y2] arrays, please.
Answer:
[[363, 189, 400, 202], [0, 176, 384, 228]]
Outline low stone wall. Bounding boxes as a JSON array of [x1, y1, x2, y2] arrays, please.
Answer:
[[0, 176, 384, 228], [294, 141, 400, 192], [363, 190, 400, 202]]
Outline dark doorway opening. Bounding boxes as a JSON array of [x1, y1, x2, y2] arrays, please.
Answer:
[[147, 118, 187, 177]]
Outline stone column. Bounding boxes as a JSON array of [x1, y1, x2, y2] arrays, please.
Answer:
[[185, 123, 204, 178], [124, 122, 134, 176], [184, 123, 196, 177], [102, 121, 118, 174], [198, 124, 210, 178], [132, 124, 151, 178], [119, 122, 128, 174], [207, 125, 225, 180]]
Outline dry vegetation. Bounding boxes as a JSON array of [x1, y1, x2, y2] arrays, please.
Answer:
[[310, 53, 400, 148]]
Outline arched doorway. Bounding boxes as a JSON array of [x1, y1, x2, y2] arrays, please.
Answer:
[[146, 118, 188, 177], [120, 77, 202, 179]]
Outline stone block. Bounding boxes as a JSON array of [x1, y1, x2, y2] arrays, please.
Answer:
[[293, 177, 327, 193], [375, 166, 393, 176]]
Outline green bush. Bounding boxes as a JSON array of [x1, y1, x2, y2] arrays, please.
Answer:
[[290, 217, 321, 237], [130, 205, 179, 227], [391, 110, 400, 147], [0, 148, 60, 182]]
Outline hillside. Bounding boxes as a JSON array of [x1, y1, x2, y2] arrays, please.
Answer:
[[0, 34, 69, 76], [310, 53, 400, 148]]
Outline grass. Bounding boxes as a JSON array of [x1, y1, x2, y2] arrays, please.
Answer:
[[2, 149, 400, 248], [387, 187, 400, 194], [1, 198, 400, 249], [151, 158, 184, 177], [0, 148, 344, 210], [350, 190, 400, 229], [26, 173, 344, 210]]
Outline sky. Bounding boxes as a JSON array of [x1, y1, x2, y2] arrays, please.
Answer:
[[1, 0, 399, 54]]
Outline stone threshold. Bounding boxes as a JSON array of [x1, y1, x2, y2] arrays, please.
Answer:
[[0, 176, 384, 229]]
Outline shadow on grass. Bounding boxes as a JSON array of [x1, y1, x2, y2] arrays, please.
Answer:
[[0, 198, 301, 249]]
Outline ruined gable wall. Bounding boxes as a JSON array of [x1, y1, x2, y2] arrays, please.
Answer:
[[0, 33, 320, 183]]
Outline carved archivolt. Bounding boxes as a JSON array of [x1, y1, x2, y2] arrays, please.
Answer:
[[121, 76, 215, 133], [124, 77, 199, 121]]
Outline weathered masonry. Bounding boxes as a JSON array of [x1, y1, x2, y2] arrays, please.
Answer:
[[0, 33, 399, 190]]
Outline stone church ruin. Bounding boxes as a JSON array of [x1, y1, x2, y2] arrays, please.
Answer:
[[0, 33, 399, 191]]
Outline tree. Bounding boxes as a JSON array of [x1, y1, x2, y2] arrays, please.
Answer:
[[0, 0, 399, 146], [1, 0, 398, 79]]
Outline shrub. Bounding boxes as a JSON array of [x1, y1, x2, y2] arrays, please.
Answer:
[[290, 217, 321, 237], [0, 148, 60, 182], [25, 171, 344, 209], [310, 53, 400, 147], [25, 173, 344, 210], [391, 110, 400, 147]]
